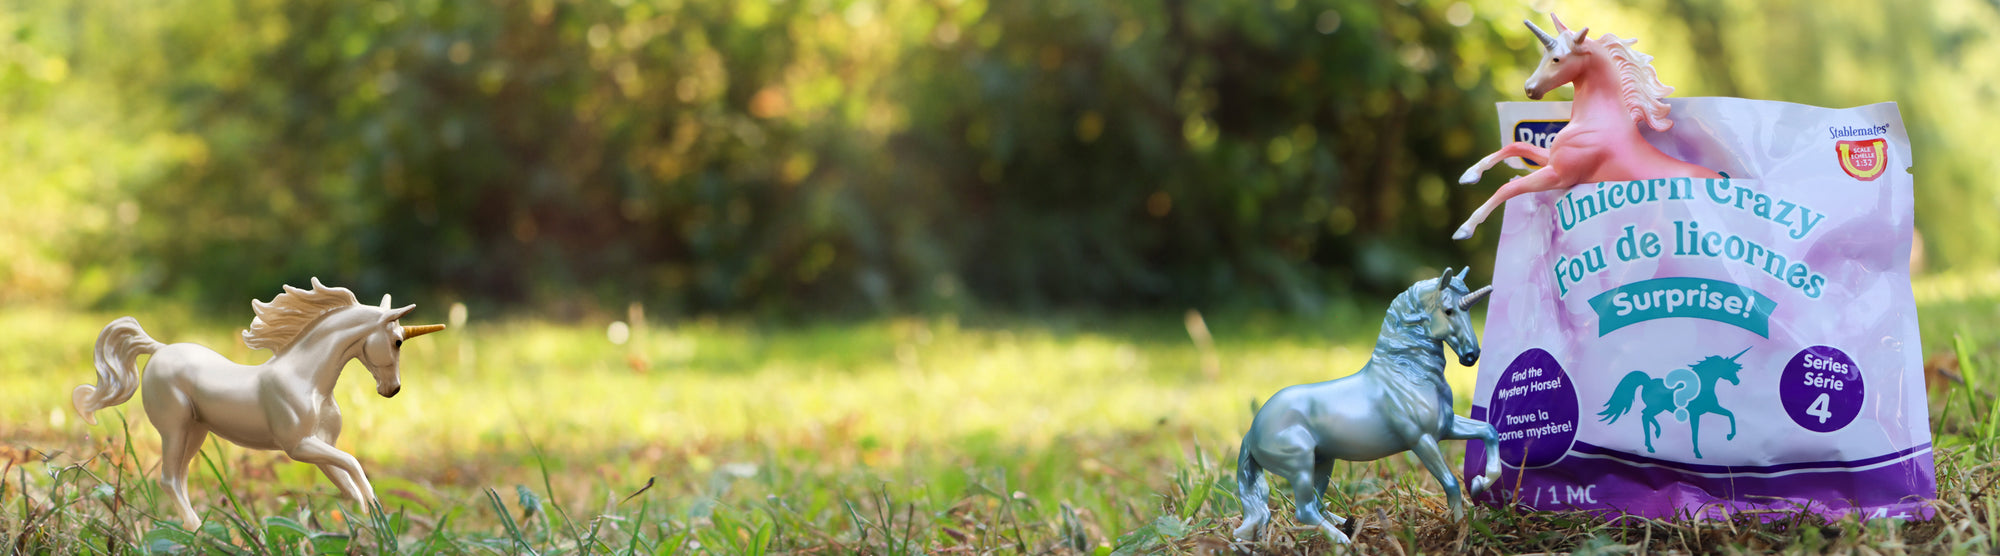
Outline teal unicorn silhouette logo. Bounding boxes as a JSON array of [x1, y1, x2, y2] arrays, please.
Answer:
[[1597, 348, 1749, 458]]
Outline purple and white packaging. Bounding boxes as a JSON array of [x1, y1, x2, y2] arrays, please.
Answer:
[[1463, 98, 1933, 520]]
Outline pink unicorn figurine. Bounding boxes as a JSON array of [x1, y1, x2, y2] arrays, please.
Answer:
[[1453, 15, 1720, 240]]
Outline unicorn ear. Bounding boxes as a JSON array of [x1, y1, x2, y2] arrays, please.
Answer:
[[1550, 14, 1569, 34], [1573, 27, 1589, 44], [382, 304, 416, 322], [1455, 267, 1470, 285], [1436, 267, 1453, 292], [380, 294, 393, 309]]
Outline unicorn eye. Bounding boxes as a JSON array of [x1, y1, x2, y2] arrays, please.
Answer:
[[1444, 307, 1456, 316], [1553, 57, 1562, 63], [393, 339, 403, 349]]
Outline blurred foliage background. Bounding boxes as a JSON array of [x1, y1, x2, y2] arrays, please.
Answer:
[[2, 0, 1993, 316]]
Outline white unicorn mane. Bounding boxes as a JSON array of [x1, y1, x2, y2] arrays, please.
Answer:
[[243, 278, 362, 352], [1597, 34, 1676, 132]]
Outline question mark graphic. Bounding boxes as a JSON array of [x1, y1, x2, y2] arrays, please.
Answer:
[[1664, 367, 1701, 422]]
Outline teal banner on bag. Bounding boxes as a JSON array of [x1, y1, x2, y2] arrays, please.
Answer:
[[1586, 277, 1777, 337]]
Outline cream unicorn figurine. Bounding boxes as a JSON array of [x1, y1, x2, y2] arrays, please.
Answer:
[[72, 278, 446, 529], [1453, 15, 1720, 240]]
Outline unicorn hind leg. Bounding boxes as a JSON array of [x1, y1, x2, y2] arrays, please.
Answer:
[[1642, 413, 1659, 452], [1259, 426, 1347, 544], [1238, 426, 1348, 544], [1231, 438, 1272, 541], [1460, 142, 1551, 185], [1454, 168, 1569, 240], [144, 381, 205, 530], [156, 422, 208, 530], [1310, 458, 1347, 526], [1288, 465, 1350, 544]]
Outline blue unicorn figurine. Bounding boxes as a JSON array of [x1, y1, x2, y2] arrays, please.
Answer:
[[1233, 268, 1498, 544]]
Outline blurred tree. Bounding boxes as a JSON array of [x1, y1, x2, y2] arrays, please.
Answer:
[[9, 0, 1986, 315]]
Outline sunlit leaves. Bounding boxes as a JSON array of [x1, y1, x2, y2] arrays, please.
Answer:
[[0, 0, 1798, 310]]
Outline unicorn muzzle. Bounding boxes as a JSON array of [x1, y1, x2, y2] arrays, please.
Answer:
[[1524, 78, 1555, 100]]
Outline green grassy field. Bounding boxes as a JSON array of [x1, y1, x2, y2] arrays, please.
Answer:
[[3, 271, 1999, 554]]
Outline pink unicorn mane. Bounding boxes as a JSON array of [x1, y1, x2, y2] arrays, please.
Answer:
[[1598, 34, 1676, 132]]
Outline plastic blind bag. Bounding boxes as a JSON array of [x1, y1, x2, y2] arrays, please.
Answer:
[[1463, 98, 1932, 520]]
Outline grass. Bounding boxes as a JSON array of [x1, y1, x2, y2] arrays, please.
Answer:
[[0, 270, 1996, 554]]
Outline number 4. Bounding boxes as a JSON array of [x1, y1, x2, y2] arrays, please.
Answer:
[[1807, 393, 1833, 424]]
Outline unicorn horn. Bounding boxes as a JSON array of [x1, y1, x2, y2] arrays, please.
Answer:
[[1459, 285, 1493, 310], [403, 324, 447, 339], [1726, 346, 1753, 361], [1524, 20, 1556, 50]]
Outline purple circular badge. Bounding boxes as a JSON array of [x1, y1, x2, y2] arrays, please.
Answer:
[[1779, 346, 1864, 433], [1486, 348, 1579, 468]]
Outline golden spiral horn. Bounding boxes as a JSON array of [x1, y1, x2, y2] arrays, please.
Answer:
[[402, 324, 447, 339]]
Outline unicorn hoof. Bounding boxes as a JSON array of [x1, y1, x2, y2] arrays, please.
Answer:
[[1232, 521, 1264, 541], [1452, 226, 1475, 241], [1459, 168, 1482, 184], [1325, 526, 1353, 544], [1469, 476, 1492, 497]]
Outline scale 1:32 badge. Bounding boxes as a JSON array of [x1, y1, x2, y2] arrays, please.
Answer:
[[1837, 138, 1888, 181]]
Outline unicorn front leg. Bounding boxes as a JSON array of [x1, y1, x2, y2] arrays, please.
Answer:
[[1409, 434, 1467, 521], [1446, 416, 1501, 498], [318, 464, 368, 505], [1689, 413, 1704, 459], [1460, 142, 1552, 185], [285, 437, 379, 510]]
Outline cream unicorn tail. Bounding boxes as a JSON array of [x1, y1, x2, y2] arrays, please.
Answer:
[[73, 317, 166, 426]]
